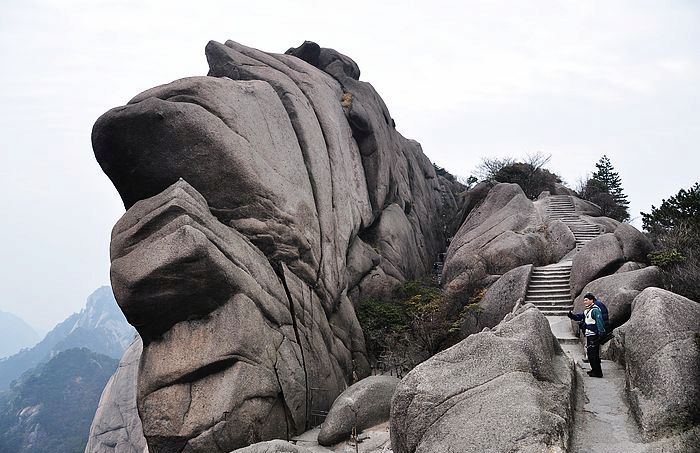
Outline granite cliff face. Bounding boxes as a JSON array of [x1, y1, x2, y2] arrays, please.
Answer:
[[91, 40, 463, 452], [88, 39, 699, 453]]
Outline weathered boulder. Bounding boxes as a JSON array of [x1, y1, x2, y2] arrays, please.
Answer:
[[551, 182, 578, 196], [92, 40, 464, 452], [230, 440, 312, 453], [570, 219, 654, 298], [545, 219, 577, 259], [443, 183, 568, 294], [607, 288, 700, 444], [390, 305, 575, 453], [580, 214, 620, 233], [570, 233, 625, 297], [85, 336, 148, 453], [614, 223, 653, 263], [615, 261, 647, 273], [573, 266, 662, 329], [317, 376, 399, 446], [573, 199, 603, 217], [458, 264, 532, 337]]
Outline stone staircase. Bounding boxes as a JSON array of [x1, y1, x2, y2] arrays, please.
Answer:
[[548, 195, 600, 249], [524, 262, 573, 316]]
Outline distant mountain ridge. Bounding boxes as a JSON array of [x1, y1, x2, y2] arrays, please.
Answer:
[[0, 348, 118, 453], [0, 286, 134, 390], [0, 311, 39, 359]]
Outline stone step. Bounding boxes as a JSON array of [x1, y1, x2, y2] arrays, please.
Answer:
[[529, 281, 570, 286], [531, 270, 571, 273], [526, 297, 573, 303], [526, 289, 572, 295], [528, 302, 573, 308], [533, 267, 572, 271], [529, 282, 570, 287], [529, 303, 573, 309], [540, 309, 569, 316], [532, 268, 571, 271], [529, 276, 570, 282]]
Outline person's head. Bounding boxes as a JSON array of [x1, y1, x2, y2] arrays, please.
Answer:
[[583, 293, 596, 308]]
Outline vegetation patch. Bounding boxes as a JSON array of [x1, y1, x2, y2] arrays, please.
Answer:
[[643, 182, 700, 302]]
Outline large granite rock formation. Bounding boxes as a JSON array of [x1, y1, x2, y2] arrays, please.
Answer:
[[457, 264, 532, 337], [91, 40, 464, 452], [606, 288, 700, 447], [85, 337, 148, 453], [442, 183, 574, 297], [570, 224, 653, 297], [573, 266, 662, 329], [390, 305, 575, 453]]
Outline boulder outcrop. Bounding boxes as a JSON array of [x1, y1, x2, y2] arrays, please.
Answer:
[[573, 266, 662, 329], [570, 233, 624, 297], [606, 288, 700, 446], [458, 264, 532, 337], [85, 337, 147, 453], [443, 183, 572, 296], [92, 40, 464, 452], [571, 225, 653, 297], [390, 305, 575, 453], [317, 376, 399, 446]]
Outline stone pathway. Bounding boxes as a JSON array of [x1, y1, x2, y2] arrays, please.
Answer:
[[562, 343, 648, 453], [548, 195, 600, 250], [525, 262, 574, 316], [291, 424, 391, 453]]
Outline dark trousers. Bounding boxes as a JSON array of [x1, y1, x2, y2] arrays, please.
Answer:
[[586, 334, 602, 376]]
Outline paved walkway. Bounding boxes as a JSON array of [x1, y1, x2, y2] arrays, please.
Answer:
[[291, 424, 391, 453], [561, 342, 647, 452]]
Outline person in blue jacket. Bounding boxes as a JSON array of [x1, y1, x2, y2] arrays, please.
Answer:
[[567, 293, 606, 377]]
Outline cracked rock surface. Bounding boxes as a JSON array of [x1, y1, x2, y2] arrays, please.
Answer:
[[91, 40, 463, 453], [442, 183, 573, 295], [605, 287, 700, 448], [390, 304, 576, 453], [85, 336, 148, 453]]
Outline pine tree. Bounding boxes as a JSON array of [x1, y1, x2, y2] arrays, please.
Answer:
[[590, 155, 630, 222]]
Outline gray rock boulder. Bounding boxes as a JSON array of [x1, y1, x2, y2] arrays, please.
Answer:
[[230, 440, 312, 453], [571, 221, 654, 298], [458, 264, 532, 337], [573, 199, 603, 217], [614, 223, 653, 263], [443, 184, 568, 294], [615, 261, 647, 273], [85, 336, 148, 453], [92, 40, 464, 452], [545, 219, 577, 259], [317, 376, 399, 446], [573, 266, 662, 328], [390, 305, 575, 453], [608, 288, 700, 443], [551, 182, 578, 196], [580, 214, 620, 233], [570, 233, 624, 297]]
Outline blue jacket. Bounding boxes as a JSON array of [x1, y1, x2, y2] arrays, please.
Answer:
[[568, 305, 606, 336]]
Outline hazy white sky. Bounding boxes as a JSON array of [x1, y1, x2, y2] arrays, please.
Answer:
[[1, 0, 698, 332]]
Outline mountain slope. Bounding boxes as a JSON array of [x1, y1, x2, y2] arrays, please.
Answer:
[[0, 348, 118, 453], [0, 287, 134, 390], [0, 311, 39, 359]]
